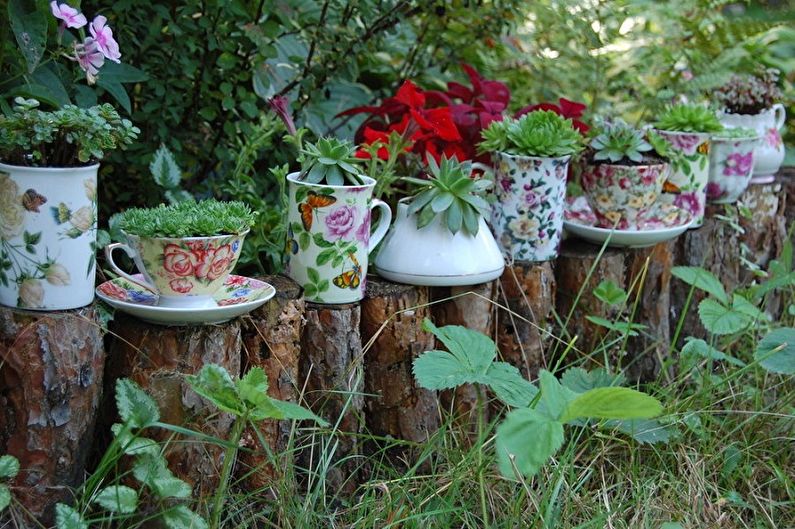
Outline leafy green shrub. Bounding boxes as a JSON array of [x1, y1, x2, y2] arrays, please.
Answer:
[[117, 199, 256, 238], [0, 454, 19, 513], [403, 155, 492, 236], [479, 111, 584, 158], [654, 103, 723, 133], [0, 98, 139, 166]]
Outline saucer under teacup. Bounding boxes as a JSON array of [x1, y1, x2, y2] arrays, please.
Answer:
[[96, 274, 275, 326]]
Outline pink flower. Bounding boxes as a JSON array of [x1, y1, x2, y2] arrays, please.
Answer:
[[50, 2, 87, 28], [619, 177, 631, 190], [523, 190, 539, 207], [723, 152, 753, 177], [673, 191, 702, 217], [706, 182, 723, 199], [206, 245, 234, 280], [169, 278, 193, 294], [268, 96, 296, 135], [355, 209, 371, 245], [766, 128, 782, 149], [325, 205, 357, 239], [75, 38, 104, 84], [163, 244, 196, 277], [89, 15, 121, 63]]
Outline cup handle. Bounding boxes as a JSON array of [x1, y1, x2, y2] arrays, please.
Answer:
[[471, 161, 494, 177], [773, 103, 786, 131], [368, 199, 392, 253], [104, 242, 155, 291]]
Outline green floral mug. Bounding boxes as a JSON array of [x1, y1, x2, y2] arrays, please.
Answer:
[[286, 172, 391, 304]]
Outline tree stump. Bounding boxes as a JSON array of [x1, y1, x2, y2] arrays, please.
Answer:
[[555, 239, 676, 381], [298, 301, 363, 494], [430, 282, 496, 425], [0, 306, 104, 524], [361, 277, 438, 445], [104, 316, 241, 496], [671, 180, 787, 343], [495, 262, 556, 380], [239, 275, 305, 488]]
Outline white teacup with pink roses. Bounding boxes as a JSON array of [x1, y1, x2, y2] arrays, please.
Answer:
[[105, 231, 247, 308]]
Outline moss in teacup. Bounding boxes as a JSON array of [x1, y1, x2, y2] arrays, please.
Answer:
[[117, 199, 256, 238]]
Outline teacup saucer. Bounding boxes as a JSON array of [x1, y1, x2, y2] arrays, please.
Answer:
[[96, 274, 275, 326], [563, 197, 694, 248]]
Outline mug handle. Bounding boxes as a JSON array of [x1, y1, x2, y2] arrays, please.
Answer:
[[471, 161, 494, 177], [104, 242, 155, 291], [773, 103, 786, 131], [368, 199, 392, 253]]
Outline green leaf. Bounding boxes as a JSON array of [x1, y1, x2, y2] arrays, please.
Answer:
[[150, 144, 182, 189], [298, 231, 311, 251], [132, 455, 191, 498], [698, 299, 751, 335], [55, 503, 88, 529], [755, 328, 795, 374], [560, 387, 663, 423], [560, 367, 625, 393], [8, 0, 47, 73], [671, 266, 728, 304], [99, 61, 149, 83], [269, 399, 328, 426], [115, 379, 160, 428], [610, 418, 678, 444], [110, 424, 160, 456], [413, 350, 476, 390], [93, 485, 138, 514], [0, 455, 20, 479], [431, 192, 454, 213], [585, 315, 645, 336], [421, 319, 496, 373], [0, 485, 9, 512], [681, 338, 746, 367], [307, 267, 320, 284], [312, 232, 334, 248], [496, 408, 565, 479], [483, 362, 538, 407], [536, 370, 577, 420], [593, 280, 628, 306], [162, 505, 208, 529], [237, 367, 269, 406], [186, 364, 245, 417], [97, 79, 131, 114]]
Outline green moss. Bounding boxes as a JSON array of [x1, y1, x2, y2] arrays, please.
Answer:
[[117, 199, 256, 238]]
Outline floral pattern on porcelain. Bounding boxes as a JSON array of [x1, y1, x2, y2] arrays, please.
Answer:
[[286, 173, 391, 304], [565, 196, 692, 231], [97, 274, 268, 307], [123, 232, 245, 298], [581, 162, 668, 230], [654, 130, 710, 227], [0, 163, 99, 310], [706, 136, 758, 204], [717, 105, 786, 179], [491, 151, 569, 262]]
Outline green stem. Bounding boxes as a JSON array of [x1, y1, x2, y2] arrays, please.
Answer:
[[476, 386, 489, 528], [209, 413, 247, 529]]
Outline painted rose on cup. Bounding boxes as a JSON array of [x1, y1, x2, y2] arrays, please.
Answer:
[[654, 130, 710, 227], [707, 135, 758, 204]]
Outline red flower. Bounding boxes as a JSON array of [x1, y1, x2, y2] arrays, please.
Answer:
[[207, 244, 234, 281], [169, 278, 193, 293], [163, 244, 195, 277]]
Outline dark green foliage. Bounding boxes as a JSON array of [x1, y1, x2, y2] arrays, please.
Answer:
[[117, 199, 256, 238]]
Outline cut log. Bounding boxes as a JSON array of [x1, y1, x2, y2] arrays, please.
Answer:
[[239, 275, 305, 488], [361, 277, 438, 444], [554, 238, 676, 381], [0, 306, 104, 524], [430, 282, 496, 425], [298, 301, 363, 494], [104, 316, 241, 496], [671, 180, 787, 343], [496, 261, 556, 380]]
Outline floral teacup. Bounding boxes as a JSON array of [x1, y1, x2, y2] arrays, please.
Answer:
[[105, 231, 247, 308], [654, 130, 711, 228], [581, 162, 669, 230], [706, 135, 759, 204]]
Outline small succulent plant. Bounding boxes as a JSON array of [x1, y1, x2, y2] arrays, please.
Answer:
[[299, 137, 366, 186], [590, 120, 653, 163], [654, 103, 723, 133], [479, 110, 583, 158], [715, 69, 783, 115], [404, 155, 492, 236], [117, 199, 256, 238]]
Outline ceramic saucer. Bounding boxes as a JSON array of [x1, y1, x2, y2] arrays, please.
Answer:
[[563, 197, 694, 248], [96, 274, 275, 326]]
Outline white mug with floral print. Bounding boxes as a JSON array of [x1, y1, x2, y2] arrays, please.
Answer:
[[706, 136, 759, 204], [491, 152, 570, 262], [286, 173, 391, 304], [654, 130, 711, 228], [718, 104, 786, 184], [0, 163, 99, 310], [105, 231, 247, 308]]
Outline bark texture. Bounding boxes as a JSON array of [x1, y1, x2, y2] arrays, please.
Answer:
[[361, 277, 438, 443], [0, 307, 104, 525], [298, 301, 363, 494], [105, 316, 241, 496]]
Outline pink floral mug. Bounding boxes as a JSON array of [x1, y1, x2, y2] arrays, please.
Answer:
[[105, 231, 247, 308]]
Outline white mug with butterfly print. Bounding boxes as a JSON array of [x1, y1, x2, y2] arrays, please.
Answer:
[[0, 163, 99, 310], [285, 172, 391, 304]]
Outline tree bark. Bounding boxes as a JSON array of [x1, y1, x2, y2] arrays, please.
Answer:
[[239, 275, 305, 489], [298, 301, 363, 494], [496, 261, 556, 380], [361, 277, 438, 444], [0, 306, 104, 525], [104, 316, 241, 497], [430, 282, 496, 425]]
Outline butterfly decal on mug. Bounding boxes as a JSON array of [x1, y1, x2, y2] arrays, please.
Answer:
[[298, 191, 336, 231], [332, 252, 361, 290], [285, 224, 299, 255]]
